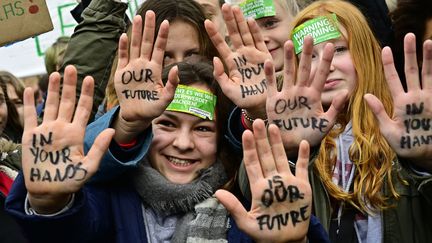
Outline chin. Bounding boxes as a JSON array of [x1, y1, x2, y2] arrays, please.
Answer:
[[166, 175, 195, 184]]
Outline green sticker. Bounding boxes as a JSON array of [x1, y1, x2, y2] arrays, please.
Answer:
[[239, 0, 276, 19], [166, 84, 217, 120], [291, 14, 341, 54]]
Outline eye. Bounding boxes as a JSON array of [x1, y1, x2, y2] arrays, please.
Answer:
[[334, 46, 348, 54], [163, 54, 174, 65], [195, 126, 211, 132], [185, 50, 199, 58], [262, 19, 278, 29], [157, 120, 175, 128]]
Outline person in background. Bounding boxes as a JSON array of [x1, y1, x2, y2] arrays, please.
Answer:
[[0, 72, 24, 143], [44, 36, 70, 75], [390, 0, 432, 89], [0, 80, 28, 243]]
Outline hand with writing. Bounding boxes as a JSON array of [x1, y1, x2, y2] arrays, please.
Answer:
[[114, 11, 178, 124], [266, 37, 347, 154], [364, 33, 432, 172], [205, 4, 272, 118], [216, 120, 311, 243], [22, 65, 114, 214]]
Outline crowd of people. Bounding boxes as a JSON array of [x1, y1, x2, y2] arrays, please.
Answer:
[[1, 0, 431, 242]]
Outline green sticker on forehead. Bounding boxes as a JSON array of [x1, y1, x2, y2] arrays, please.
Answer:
[[291, 14, 341, 54], [166, 84, 217, 120], [239, 0, 276, 19]]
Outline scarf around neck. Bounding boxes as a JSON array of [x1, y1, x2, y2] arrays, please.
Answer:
[[132, 158, 230, 242]]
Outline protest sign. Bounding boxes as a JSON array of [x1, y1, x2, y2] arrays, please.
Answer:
[[0, 0, 144, 78], [0, 0, 53, 47]]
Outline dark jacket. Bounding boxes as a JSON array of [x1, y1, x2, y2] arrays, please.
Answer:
[[5, 173, 252, 243], [0, 141, 28, 243], [60, 0, 129, 121]]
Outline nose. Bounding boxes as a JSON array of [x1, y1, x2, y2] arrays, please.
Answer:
[[172, 128, 195, 151], [329, 59, 336, 72]]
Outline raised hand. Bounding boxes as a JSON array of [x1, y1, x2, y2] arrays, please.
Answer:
[[266, 37, 347, 154], [216, 120, 312, 242], [205, 4, 272, 118], [364, 33, 432, 172], [114, 11, 178, 123], [22, 66, 114, 214]]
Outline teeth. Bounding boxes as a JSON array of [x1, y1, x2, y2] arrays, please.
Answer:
[[168, 157, 194, 166]]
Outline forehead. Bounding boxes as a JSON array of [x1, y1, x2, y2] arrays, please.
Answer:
[[195, 0, 219, 8], [167, 20, 199, 44]]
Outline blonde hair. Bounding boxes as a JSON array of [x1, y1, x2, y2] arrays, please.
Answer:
[[44, 36, 70, 74], [291, 0, 398, 213]]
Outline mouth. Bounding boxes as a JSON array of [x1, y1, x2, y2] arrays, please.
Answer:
[[324, 79, 342, 89], [167, 156, 197, 167], [268, 47, 278, 54]]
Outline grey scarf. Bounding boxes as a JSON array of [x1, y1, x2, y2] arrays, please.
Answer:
[[133, 159, 229, 242]]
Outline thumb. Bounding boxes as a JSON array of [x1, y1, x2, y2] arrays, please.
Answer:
[[364, 93, 392, 125], [215, 189, 250, 227], [84, 128, 115, 175]]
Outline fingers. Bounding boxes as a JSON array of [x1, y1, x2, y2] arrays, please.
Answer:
[[311, 43, 334, 91], [163, 66, 179, 101], [283, 41, 296, 89], [58, 65, 78, 122], [205, 20, 234, 67], [268, 124, 290, 173], [23, 87, 37, 130], [212, 57, 231, 93], [364, 93, 392, 126], [324, 89, 347, 122], [294, 140, 310, 181], [422, 40, 432, 90], [248, 18, 267, 52], [297, 36, 314, 86], [252, 120, 277, 177], [140, 11, 156, 59], [222, 4, 243, 49], [403, 33, 420, 91], [43, 72, 61, 122], [215, 190, 249, 229], [73, 76, 94, 128], [242, 129, 263, 185], [84, 128, 115, 175], [151, 20, 169, 65], [382, 47, 404, 96], [232, 6, 254, 46], [129, 15, 143, 60], [117, 33, 129, 70], [264, 59, 277, 97]]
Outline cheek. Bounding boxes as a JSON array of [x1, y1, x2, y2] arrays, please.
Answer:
[[150, 129, 174, 150], [196, 136, 217, 158]]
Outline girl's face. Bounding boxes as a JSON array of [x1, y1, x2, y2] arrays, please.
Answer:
[[196, 0, 226, 38], [256, 1, 293, 72], [149, 83, 218, 184], [6, 83, 23, 126], [164, 19, 200, 66], [308, 26, 357, 108], [0, 88, 8, 135]]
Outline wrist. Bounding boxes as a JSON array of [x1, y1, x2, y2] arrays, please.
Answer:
[[241, 109, 268, 129], [28, 193, 72, 215], [113, 110, 151, 144]]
